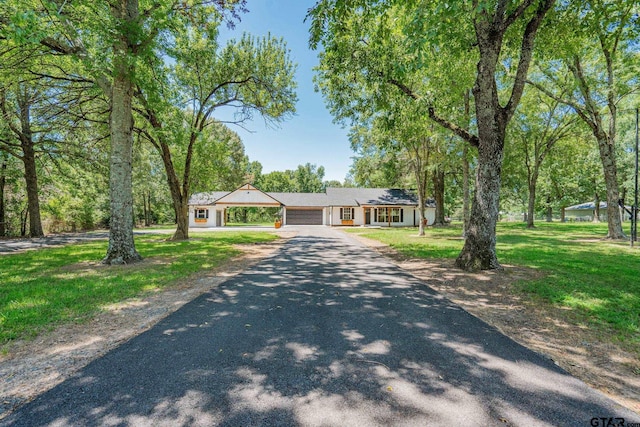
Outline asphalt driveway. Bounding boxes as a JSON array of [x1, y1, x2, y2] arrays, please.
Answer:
[[2, 226, 637, 426]]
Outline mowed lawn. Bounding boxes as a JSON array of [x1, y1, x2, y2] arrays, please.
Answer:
[[0, 232, 278, 345], [346, 222, 640, 347]]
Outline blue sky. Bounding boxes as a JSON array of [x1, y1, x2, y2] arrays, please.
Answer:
[[215, 0, 353, 182]]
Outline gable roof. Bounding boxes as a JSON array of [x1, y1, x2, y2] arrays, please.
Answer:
[[188, 185, 436, 208], [213, 183, 282, 206]]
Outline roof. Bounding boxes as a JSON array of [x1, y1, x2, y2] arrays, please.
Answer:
[[188, 185, 436, 208], [190, 191, 229, 205], [565, 202, 608, 210], [326, 187, 435, 207], [268, 192, 329, 207]]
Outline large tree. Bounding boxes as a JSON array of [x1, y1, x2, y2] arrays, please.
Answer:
[[136, 28, 296, 240], [309, 0, 554, 270]]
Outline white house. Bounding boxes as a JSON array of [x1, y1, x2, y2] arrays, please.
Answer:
[[188, 184, 436, 228]]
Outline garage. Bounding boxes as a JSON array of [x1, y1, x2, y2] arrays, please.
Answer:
[[286, 208, 324, 225]]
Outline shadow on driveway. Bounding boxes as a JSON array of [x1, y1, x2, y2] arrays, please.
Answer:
[[2, 228, 637, 426]]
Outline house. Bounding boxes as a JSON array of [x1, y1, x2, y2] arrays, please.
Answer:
[[188, 184, 436, 227], [564, 201, 631, 222]]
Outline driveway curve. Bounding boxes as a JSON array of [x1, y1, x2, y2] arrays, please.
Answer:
[[2, 226, 637, 426]]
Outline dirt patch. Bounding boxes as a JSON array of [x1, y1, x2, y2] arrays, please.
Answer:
[[350, 233, 640, 414], [0, 235, 293, 419]]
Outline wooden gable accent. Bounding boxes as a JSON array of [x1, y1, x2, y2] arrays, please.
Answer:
[[214, 183, 282, 206]]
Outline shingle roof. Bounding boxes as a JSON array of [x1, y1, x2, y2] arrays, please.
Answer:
[[565, 202, 608, 210], [326, 187, 435, 207], [267, 192, 329, 207], [188, 186, 436, 207], [189, 191, 229, 205]]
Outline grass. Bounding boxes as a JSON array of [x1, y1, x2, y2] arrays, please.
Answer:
[[346, 222, 640, 344], [0, 231, 278, 344]]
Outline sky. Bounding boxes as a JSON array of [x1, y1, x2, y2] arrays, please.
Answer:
[[215, 0, 354, 183]]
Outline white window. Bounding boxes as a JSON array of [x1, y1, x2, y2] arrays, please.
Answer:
[[375, 208, 403, 223], [195, 209, 209, 219], [340, 207, 354, 220], [391, 208, 402, 223]]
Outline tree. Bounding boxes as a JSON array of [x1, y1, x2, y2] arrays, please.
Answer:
[[295, 163, 325, 192], [136, 29, 297, 240], [309, 0, 554, 270], [529, 1, 639, 238], [3, 0, 248, 263], [508, 88, 577, 227], [0, 83, 45, 237]]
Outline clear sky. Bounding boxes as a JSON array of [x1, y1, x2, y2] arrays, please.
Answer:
[[215, 0, 353, 183]]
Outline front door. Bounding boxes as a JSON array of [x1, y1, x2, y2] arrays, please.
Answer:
[[365, 208, 371, 225], [216, 210, 222, 227]]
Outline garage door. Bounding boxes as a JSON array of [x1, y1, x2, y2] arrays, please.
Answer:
[[286, 209, 323, 225]]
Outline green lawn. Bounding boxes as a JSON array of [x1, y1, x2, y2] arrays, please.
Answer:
[[346, 222, 640, 344], [0, 232, 278, 344]]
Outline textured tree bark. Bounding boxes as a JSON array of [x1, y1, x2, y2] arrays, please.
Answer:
[[526, 174, 537, 228], [596, 134, 625, 237], [593, 192, 601, 223], [21, 141, 43, 237], [462, 140, 471, 235], [432, 167, 446, 226], [0, 158, 6, 237], [17, 95, 44, 238], [103, 0, 142, 264]]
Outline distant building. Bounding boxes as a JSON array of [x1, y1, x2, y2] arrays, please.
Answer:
[[564, 201, 631, 222]]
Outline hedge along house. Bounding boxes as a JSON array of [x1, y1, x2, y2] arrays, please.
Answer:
[[188, 184, 436, 227]]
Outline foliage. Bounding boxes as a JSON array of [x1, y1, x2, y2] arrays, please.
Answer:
[[0, 231, 277, 344]]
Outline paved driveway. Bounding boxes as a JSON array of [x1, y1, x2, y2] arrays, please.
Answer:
[[2, 227, 637, 426]]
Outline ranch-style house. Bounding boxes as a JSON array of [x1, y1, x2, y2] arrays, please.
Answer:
[[189, 184, 436, 227]]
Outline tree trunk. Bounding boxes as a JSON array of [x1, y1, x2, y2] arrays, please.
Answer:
[[462, 91, 472, 236], [103, 2, 142, 264], [0, 157, 6, 237], [20, 206, 28, 237], [526, 171, 538, 228], [595, 133, 625, 237], [456, 131, 504, 270], [432, 166, 446, 226], [593, 193, 601, 223], [462, 143, 471, 235], [527, 180, 536, 228], [17, 93, 44, 238], [21, 140, 44, 237], [456, 39, 504, 271], [173, 195, 189, 240]]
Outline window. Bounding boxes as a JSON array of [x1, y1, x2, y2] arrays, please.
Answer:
[[376, 208, 388, 223], [340, 207, 354, 221], [375, 208, 403, 223], [391, 208, 402, 223], [195, 209, 209, 219]]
